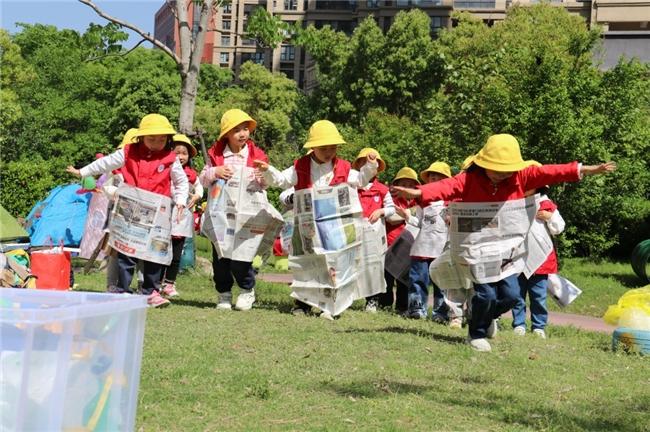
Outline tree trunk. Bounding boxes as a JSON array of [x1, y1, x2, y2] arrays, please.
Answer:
[[178, 69, 199, 134]]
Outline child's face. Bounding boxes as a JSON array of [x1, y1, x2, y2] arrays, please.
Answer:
[[485, 169, 514, 184], [424, 172, 447, 184], [393, 178, 419, 189], [143, 135, 168, 152], [226, 122, 250, 149], [312, 145, 338, 164], [174, 144, 189, 166]]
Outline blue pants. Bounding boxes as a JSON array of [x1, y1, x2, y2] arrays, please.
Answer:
[[469, 274, 520, 339], [512, 274, 549, 330], [115, 253, 163, 296], [211, 246, 255, 293], [408, 259, 446, 318]]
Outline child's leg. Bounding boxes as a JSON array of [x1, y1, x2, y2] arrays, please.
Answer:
[[373, 270, 396, 308], [140, 261, 164, 296], [495, 274, 521, 318], [116, 252, 137, 294], [231, 260, 256, 311], [106, 250, 120, 292], [511, 274, 529, 329], [163, 237, 186, 283], [407, 259, 430, 318], [431, 284, 449, 321], [211, 245, 234, 293], [395, 278, 409, 314], [468, 281, 498, 340], [528, 274, 549, 331]]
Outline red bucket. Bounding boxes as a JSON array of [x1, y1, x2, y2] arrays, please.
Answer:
[[31, 249, 71, 290]]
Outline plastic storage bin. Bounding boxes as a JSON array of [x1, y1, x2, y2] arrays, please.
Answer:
[[0, 288, 148, 431], [612, 327, 650, 355]]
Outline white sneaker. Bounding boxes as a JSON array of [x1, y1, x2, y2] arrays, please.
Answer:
[[533, 329, 546, 339], [319, 311, 334, 321], [468, 338, 492, 352], [487, 319, 499, 339], [216, 292, 232, 310], [235, 289, 255, 311], [513, 326, 526, 336]]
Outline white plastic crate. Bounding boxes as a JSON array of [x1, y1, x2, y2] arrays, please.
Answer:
[[0, 288, 148, 431]]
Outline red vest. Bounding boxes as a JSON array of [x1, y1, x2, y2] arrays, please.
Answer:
[[357, 179, 389, 218], [386, 196, 413, 246], [535, 199, 559, 275], [183, 166, 198, 184], [122, 142, 176, 197], [294, 155, 351, 191], [207, 139, 268, 168]]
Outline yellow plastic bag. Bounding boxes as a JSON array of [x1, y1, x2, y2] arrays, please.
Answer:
[[603, 286, 650, 329]]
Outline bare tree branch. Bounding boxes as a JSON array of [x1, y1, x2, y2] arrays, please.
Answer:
[[84, 38, 147, 62], [78, 0, 181, 65]]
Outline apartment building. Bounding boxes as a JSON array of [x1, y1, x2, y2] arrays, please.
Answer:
[[155, 0, 650, 89]]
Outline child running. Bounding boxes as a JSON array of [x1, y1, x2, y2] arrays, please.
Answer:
[[67, 114, 189, 307], [394, 134, 616, 351], [160, 133, 203, 298]]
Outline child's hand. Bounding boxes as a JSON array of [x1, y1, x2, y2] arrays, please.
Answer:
[[66, 166, 81, 177], [366, 153, 377, 164], [253, 160, 269, 171], [176, 204, 186, 223], [214, 166, 234, 180], [368, 209, 384, 223], [395, 206, 409, 221], [187, 194, 200, 209], [391, 186, 422, 199], [536, 210, 553, 221], [581, 161, 617, 176]]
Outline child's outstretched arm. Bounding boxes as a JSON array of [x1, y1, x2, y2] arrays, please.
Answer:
[[254, 160, 296, 190], [67, 149, 125, 178], [580, 162, 617, 177]]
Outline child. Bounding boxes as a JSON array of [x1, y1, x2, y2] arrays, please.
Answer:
[[350, 148, 395, 312], [255, 120, 378, 319], [397, 162, 451, 321], [393, 134, 616, 352], [67, 114, 189, 307], [199, 109, 268, 311], [382, 167, 420, 314], [512, 185, 565, 339], [160, 134, 203, 298]]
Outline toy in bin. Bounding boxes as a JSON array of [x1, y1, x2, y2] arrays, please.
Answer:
[[604, 286, 650, 355]]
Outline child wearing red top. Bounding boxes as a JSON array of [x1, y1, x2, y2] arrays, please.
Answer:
[[394, 134, 616, 352]]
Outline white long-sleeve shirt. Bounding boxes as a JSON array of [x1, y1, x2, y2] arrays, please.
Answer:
[[79, 148, 189, 206], [263, 157, 378, 190]]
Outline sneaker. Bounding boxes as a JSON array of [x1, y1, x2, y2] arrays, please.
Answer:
[[449, 317, 463, 329], [513, 325, 526, 336], [487, 319, 499, 339], [533, 329, 546, 339], [319, 311, 335, 321], [235, 289, 255, 311], [468, 338, 492, 352], [431, 313, 448, 324], [216, 292, 232, 310], [147, 291, 170, 308], [161, 282, 179, 298], [365, 299, 378, 313], [407, 310, 426, 320]]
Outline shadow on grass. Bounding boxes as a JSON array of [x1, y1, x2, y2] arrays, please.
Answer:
[[171, 298, 216, 309], [339, 326, 466, 345], [320, 378, 434, 399], [610, 273, 646, 288]]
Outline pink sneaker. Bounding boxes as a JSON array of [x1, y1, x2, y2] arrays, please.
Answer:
[[147, 291, 170, 308], [161, 282, 179, 298]]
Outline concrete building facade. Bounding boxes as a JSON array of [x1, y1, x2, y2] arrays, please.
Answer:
[[154, 0, 650, 89]]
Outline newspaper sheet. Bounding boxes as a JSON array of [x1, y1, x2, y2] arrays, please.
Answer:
[[170, 207, 194, 238], [355, 219, 388, 299], [289, 184, 368, 314], [410, 201, 448, 258], [202, 167, 283, 261], [108, 185, 173, 265], [522, 219, 554, 278], [428, 249, 473, 290], [279, 210, 294, 256], [79, 192, 110, 260], [385, 224, 419, 285], [430, 196, 539, 287]]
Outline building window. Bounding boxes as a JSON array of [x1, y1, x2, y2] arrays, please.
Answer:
[[281, 69, 295, 79], [315, 1, 357, 11], [367, 0, 380, 7], [221, 35, 230, 46], [284, 0, 298, 10], [242, 52, 265, 65], [223, 4, 232, 13], [222, 20, 231, 30], [220, 52, 229, 64], [430, 16, 444, 33], [281, 45, 296, 61], [453, 0, 496, 8]]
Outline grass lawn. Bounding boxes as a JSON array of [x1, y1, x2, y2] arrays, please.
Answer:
[[73, 258, 649, 432]]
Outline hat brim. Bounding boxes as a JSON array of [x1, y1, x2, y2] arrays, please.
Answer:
[[303, 138, 346, 149], [218, 120, 257, 140], [133, 127, 176, 137], [392, 175, 420, 185], [473, 158, 533, 172], [420, 169, 451, 181]]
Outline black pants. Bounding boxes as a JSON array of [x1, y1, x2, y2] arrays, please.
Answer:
[[369, 270, 409, 311], [211, 245, 255, 293], [162, 237, 186, 283], [116, 253, 163, 296]]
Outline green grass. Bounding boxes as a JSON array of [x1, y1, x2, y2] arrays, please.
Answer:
[[73, 261, 649, 432]]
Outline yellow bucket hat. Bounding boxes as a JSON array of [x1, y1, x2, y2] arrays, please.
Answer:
[[218, 109, 257, 140], [460, 154, 475, 171], [420, 161, 452, 182], [353, 147, 386, 173], [392, 167, 420, 184], [132, 114, 176, 137], [303, 120, 346, 149], [173, 134, 197, 158], [473, 134, 533, 172], [118, 128, 139, 149]]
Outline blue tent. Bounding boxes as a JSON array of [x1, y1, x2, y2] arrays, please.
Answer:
[[25, 184, 92, 247]]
